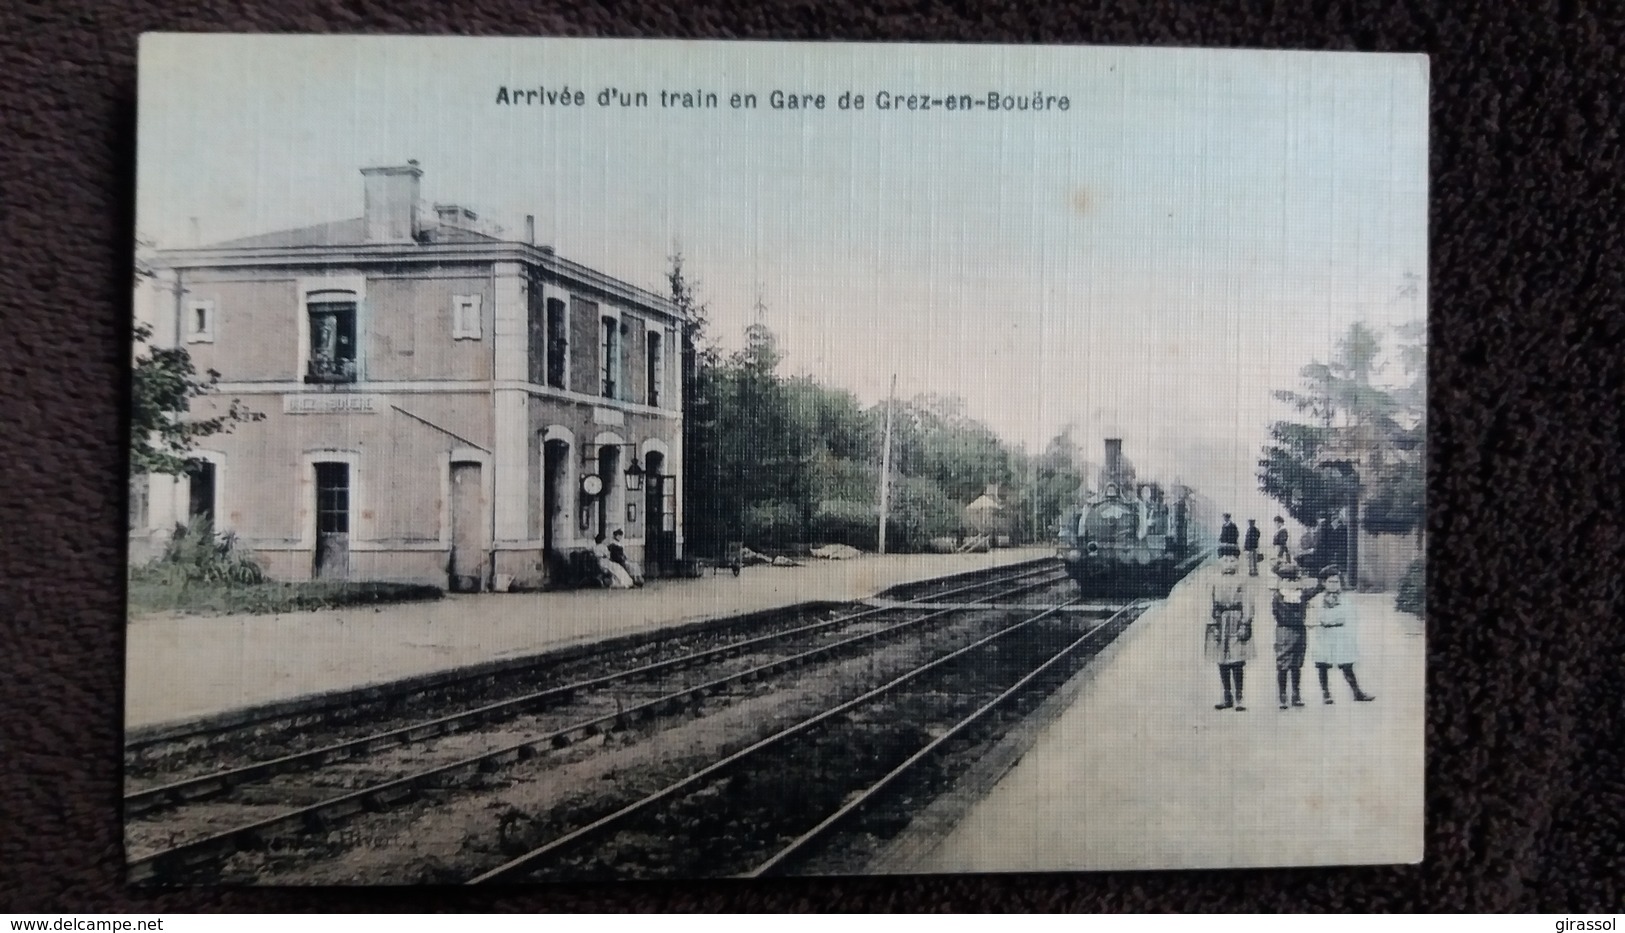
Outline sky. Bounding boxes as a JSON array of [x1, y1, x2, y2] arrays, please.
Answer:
[[136, 35, 1429, 524]]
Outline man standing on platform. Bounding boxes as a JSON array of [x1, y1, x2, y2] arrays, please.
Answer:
[[1269, 562, 1323, 709], [1218, 513, 1240, 560], [1326, 509, 1351, 582], [1298, 517, 1326, 571], [1272, 515, 1291, 562], [1244, 519, 1262, 576]]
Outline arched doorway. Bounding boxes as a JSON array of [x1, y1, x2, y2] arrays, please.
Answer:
[[541, 427, 576, 584], [643, 450, 674, 576], [596, 443, 622, 541], [543, 439, 570, 555]]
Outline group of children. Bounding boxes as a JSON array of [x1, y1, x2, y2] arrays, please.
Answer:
[[1205, 549, 1376, 713]]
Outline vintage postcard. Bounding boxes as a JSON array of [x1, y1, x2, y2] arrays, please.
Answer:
[[126, 35, 1428, 884]]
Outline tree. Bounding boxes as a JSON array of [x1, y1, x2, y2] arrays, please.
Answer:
[[1257, 420, 1357, 527], [670, 249, 725, 556], [130, 240, 264, 477], [1364, 319, 1427, 533], [740, 322, 782, 375], [879, 394, 1013, 506], [665, 251, 1038, 554], [782, 377, 876, 541], [1258, 319, 1426, 535], [1030, 425, 1090, 539], [130, 322, 265, 476]]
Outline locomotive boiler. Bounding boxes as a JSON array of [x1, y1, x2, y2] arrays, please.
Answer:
[[1057, 438, 1209, 597]]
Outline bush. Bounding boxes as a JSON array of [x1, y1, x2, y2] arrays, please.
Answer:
[[813, 500, 879, 551], [128, 578, 444, 616], [888, 477, 961, 551], [1395, 558, 1425, 616], [137, 517, 267, 587], [740, 502, 804, 549], [717, 469, 970, 555], [734, 490, 962, 555], [739, 499, 883, 552], [128, 518, 443, 616]]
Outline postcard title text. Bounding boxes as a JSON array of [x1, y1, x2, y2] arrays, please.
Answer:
[[494, 86, 1071, 113]]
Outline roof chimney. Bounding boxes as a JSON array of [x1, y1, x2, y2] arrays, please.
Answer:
[[1104, 438, 1124, 477], [188, 217, 201, 247], [524, 214, 535, 245], [434, 203, 481, 229], [360, 160, 423, 243]]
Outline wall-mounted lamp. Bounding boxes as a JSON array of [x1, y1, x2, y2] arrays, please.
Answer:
[[625, 455, 645, 492]]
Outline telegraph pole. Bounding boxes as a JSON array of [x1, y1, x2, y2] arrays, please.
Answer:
[[1031, 453, 1040, 545], [878, 373, 897, 555]]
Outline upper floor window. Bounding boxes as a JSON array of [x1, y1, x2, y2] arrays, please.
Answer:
[[186, 299, 215, 343], [646, 331, 663, 407], [600, 315, 621, 399], [620, 320, 631, 397], [452, 294, 482, 340], [306, 296, 358, 384], [546, 298, 568, 389]]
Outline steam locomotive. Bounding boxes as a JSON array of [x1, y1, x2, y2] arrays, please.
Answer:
[[1057, 438, 1212, 597]]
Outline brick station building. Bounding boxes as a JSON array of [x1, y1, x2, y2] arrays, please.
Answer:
[[130, 161, 686, 590]]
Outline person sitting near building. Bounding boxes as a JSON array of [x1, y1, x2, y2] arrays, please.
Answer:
[[1218, 513, 1240, 559], [1206, 573, 1257, 711], [592, 533, 635, 589], [1269, 562, 1324, 710], [608, 529, 645, 587], [1244, 519, 1262, 576], [1310, 565, 1375, 704]]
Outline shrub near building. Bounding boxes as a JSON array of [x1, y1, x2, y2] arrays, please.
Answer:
[[1395, 558, 1425, 617], [128, 517, 443, 616]]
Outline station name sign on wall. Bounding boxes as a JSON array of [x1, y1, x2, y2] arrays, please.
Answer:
[[283, 394, 385, 415]]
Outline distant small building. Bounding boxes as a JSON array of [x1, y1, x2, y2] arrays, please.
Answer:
[[963, 484, 1014, 538], [130, 161, 687, 590]]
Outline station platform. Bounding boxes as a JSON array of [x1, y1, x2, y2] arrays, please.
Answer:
[[124, 547, 1052, 733], [900, 562, 1426, 873]]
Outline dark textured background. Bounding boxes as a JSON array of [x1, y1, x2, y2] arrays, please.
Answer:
[[1, 0, 1622, 913]]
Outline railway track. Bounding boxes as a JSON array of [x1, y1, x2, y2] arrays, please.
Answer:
[[125, 560, 1064, 779], [126, 561, 1074, 883], [465, 597, 1145, 883], [125, 558, 1061, 766]]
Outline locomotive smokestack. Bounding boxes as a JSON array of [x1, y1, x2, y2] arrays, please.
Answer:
[[1104, 438, 1124, 477]]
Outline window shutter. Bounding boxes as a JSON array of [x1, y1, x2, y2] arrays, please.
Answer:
[[454, 295, 482, 339], [186, 299, 215, 343]]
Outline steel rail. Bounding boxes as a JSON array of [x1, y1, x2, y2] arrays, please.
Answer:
[[126, 563, 1066, 816], [126, 570, 1070, 883], [743, 599, 1145, 878], [464, 593, 1088, 884]]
